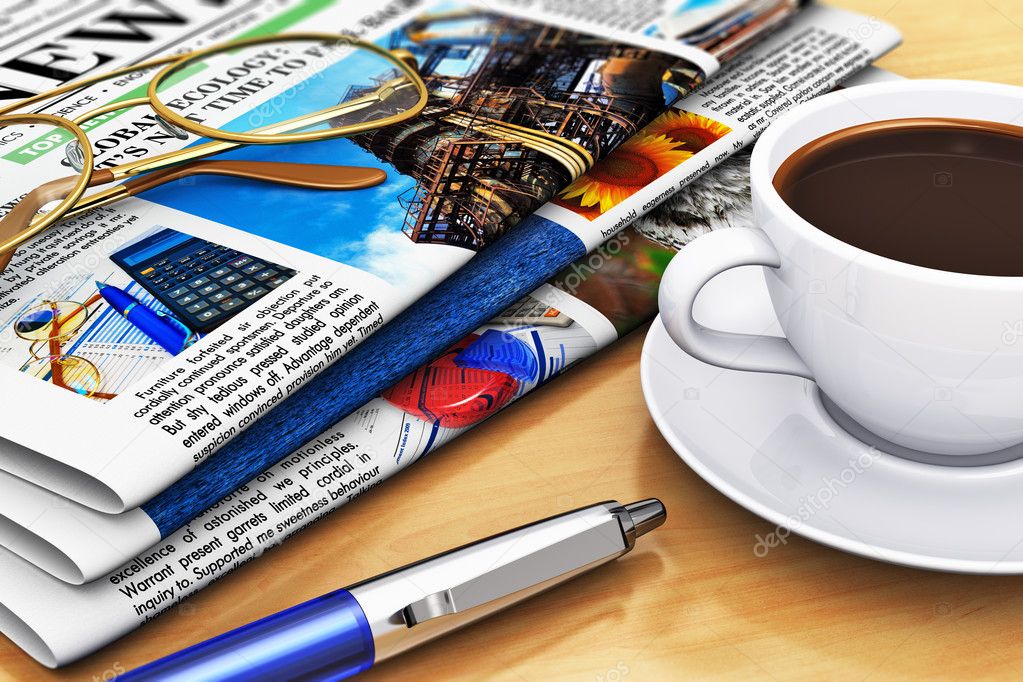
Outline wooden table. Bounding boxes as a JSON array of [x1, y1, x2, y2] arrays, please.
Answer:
[[4, 1, 1023, 679]]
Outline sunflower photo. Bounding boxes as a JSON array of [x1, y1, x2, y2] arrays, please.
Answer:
[[552, 110, 731, 221]]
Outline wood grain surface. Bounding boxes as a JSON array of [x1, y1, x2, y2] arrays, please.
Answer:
[[3, 1, 1023, 679]]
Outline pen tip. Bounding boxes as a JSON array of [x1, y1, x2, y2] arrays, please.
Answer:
[[623, 499, 666, 538], [95, 281, 107, 289]]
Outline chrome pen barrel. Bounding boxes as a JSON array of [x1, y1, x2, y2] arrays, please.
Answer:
[[349, 499, 665, 663]]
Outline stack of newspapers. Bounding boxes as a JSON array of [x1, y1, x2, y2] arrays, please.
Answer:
[[0, 0, 900, 667]]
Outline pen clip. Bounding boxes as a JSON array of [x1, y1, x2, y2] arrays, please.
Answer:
[[156, 311, 199, 351], [401, 506, 632, 627]]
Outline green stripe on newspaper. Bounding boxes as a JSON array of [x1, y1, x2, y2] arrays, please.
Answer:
[[3, 0, 335, 164]]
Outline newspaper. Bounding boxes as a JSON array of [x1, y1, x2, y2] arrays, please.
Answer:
[[0, 3, 900, 587], [0, 0, 799, 515], [0, 0, 91, 42], [0, 18, 899, 668]]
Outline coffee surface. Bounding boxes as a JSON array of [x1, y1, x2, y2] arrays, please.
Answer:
[[774, 118, 1023, 276]]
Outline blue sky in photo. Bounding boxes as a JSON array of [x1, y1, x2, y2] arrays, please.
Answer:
[[670, 0, 729, 14], [140, 43, 428, 285]]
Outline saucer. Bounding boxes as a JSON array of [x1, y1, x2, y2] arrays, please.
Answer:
[[641, 265, 1023, 574]]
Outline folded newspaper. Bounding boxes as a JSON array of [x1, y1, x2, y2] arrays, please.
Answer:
[[0, 14, 899, 674], [0, 0, 899, 584], [0, 0, 804, 515]]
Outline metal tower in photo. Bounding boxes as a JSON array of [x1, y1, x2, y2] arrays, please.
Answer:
[[340, 9, 700, 251]]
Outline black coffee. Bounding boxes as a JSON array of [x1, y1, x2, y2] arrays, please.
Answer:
[[774, 118, 1023, 276]]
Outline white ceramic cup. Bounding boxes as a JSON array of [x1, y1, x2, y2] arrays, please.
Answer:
[[658, 79, 1023, 461]]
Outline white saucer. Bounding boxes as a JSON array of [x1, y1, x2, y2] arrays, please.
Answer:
[[642, 265, 1023, 574]]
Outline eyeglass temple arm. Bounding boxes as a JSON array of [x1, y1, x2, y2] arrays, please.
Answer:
[[0, 161, 386, 269], [120, 160, 386, 194], [0, 169, 116, 269]]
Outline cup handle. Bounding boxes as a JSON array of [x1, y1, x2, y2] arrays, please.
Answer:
[[657, 228, 813, 380]]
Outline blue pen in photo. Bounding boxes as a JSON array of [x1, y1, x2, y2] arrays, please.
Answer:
[[96, 282, 196, 355]]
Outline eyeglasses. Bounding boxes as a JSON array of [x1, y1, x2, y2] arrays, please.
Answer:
[[14, 295, 114, 399], [0, 33, 428, 272]]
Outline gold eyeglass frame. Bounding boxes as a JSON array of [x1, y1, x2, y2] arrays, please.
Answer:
[[0, 113, 96, 250], [0, 32, 429, 258]]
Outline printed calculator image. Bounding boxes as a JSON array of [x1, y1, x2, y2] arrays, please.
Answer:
[[492, 295, 572, 328], [111, 227, 297, 334]]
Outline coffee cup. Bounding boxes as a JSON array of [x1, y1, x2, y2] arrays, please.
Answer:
[[658, 79, 1023, 461]]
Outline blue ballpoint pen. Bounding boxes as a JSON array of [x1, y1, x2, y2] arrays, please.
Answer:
[[117, 499, 666, 681], [96, 281, 196, 355]]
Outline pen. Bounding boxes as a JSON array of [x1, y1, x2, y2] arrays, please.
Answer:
[[96, 281, 196, 355], [117, 498, 666, 681]]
